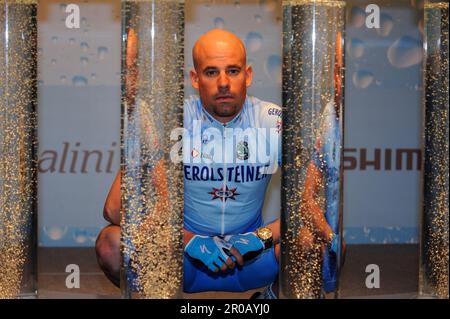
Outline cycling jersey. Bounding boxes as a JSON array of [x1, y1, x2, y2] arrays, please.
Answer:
[[183, 95, 282, 236]]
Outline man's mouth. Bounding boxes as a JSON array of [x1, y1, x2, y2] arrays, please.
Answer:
[[216, 95, 234, 102]]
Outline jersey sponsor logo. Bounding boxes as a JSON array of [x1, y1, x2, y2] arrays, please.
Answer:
[[268, 107, 282, 117], [236, 141, 249, 160], [208, 185, 240, 202], [191, 148, 213, 161], [202, 134, 210, 144], [276, 119, 282, 133], [234, 238, 250, 245], [201, 152, 213, 161], [192, 148, 200, 158], [184, 164, 271, 183]]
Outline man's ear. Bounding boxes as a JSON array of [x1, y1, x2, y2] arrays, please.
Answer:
[[245, 65, 253, 88], [190, 69, 199, 90]]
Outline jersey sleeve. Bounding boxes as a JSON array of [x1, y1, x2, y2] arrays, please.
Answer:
[[183, 95, 200, 130]]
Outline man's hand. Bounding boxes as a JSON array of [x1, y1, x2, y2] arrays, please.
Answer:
[[225, 232, 265, 262], [185, 235, 238, 273]]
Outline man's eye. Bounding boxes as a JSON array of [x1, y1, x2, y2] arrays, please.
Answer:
[[205, 70, 218, 77], [227, 69, 240, 75]]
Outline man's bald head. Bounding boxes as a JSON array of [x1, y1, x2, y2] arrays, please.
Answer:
[[192, 29, 246, 70], [190, 29, 252, 124]]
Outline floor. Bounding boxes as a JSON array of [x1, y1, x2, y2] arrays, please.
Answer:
[[36, 244, 419, 299], [338, 244, 418, 298]]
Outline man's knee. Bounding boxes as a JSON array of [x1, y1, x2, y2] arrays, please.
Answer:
[[96, 225, 120, 277]]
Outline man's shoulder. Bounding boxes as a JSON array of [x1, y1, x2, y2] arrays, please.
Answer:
[[184, 95, 202, 119], [248, 96, 282, 128]]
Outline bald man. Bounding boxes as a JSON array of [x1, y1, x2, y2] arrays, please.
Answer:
[[96, 29, 282, 298]]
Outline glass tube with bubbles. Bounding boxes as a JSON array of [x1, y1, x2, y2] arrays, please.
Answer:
[[419, 0, 449, 299], [120, 0, 185, 299], [0, 0, 38, 299], [281, 0, 345, 299]]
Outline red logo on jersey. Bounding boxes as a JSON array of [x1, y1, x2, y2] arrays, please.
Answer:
[[192, 148, 200, 158], [208, 185, 240, 202], [276, 119, 282, 133]]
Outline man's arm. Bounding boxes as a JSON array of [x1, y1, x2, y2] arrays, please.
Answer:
[[104, 171, 121, 225], [264, 218, 280, 245], [184, 228, 196, 247], [103, 168, 241, 272], [302, 161, 334, 242]]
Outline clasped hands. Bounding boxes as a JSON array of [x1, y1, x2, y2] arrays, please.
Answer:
[[184, 233, 265, 273]]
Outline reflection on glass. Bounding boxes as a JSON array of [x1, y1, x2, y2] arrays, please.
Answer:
[[281, 0, 345, 299], [0, 0, 38, 299], [420, 0, 449, 299], [120, 0, 185, 299]]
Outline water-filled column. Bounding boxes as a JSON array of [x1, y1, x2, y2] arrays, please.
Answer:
[[121, 0, 185, 299], [281, 0, 345, 299]]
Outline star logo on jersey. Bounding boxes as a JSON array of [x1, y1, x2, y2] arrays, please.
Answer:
[[208, 185, 240, 202]]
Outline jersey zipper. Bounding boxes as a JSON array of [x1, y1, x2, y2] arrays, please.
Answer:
[[221, 123, 226, 236]]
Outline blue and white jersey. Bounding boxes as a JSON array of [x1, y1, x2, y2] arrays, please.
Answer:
[[183, 95, 282, 236]]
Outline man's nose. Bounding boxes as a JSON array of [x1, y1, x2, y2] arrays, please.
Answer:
[[217, 72, 230, 91]]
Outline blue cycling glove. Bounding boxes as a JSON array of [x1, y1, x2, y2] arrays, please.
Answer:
[[224, 232, 265, 261], [185, 235, 233, 272]]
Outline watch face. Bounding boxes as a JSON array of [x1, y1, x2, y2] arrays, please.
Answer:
[[258, 227, 272, 241]]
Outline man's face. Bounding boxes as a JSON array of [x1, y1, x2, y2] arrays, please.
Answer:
[[190, 41, 252, 122]]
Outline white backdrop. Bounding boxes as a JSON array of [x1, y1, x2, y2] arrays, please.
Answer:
[[38, 1, 121, 246]]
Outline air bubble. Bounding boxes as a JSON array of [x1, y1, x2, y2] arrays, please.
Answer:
[[81, 56, 89, 66], [97, 46, 109, 60], [72, 76, 88, 86], [259, 0, 277, 13], [349, 7, 365, 28], [245, 32, 263, 53], [350, 38, 365, 58], [387, 36, 423, 69], [43, 226, 68, 241], [80, 42, 89, 52], [352, 70, 374, 89], [214, 17, 225, 29], [376, 13, 394, 37], [264, 55, 281, 84]]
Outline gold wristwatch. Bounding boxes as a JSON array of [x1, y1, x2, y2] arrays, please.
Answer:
[[256, 227, 273, 249]]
